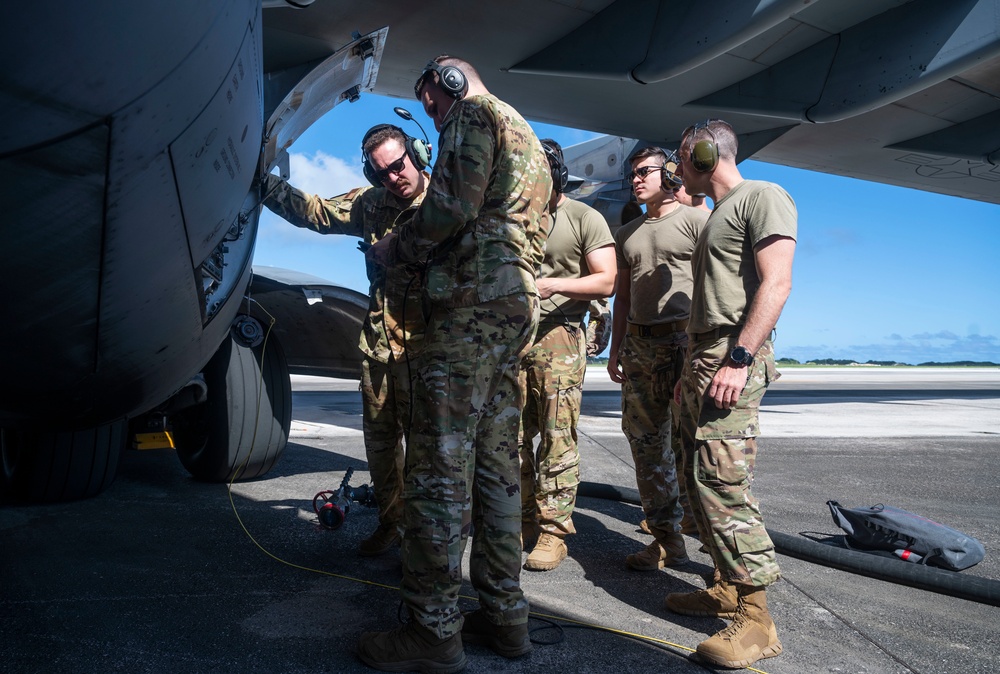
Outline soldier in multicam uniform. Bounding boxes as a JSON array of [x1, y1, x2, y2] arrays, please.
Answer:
[[261, 123, 431, 557], [666, 119, 796, 669], [358, 56, 551, 673], [607, 147, 709, 572], [519, 139, 616, 572]]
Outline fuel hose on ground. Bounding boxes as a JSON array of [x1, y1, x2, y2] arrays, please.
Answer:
[[577, 481, 1000, 608]]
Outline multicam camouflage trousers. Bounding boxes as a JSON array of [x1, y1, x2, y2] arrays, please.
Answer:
[[678, 337, 781, 587], [620, 332, 691, 542], [401, 293, 538, 639], [360, 355, 410, 531], [518, 321, 586, 538]]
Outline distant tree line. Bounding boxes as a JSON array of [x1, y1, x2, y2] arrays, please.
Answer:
[[593, 356, 999, 366], [774, 358, 998, 367]]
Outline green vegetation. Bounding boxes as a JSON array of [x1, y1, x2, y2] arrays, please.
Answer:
[[774, 358, 998, 367], [592, 357, 999, 367]]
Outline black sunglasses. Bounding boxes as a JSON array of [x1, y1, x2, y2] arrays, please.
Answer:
[[627, 165, 664, 181], [372, 154, 407, 183]]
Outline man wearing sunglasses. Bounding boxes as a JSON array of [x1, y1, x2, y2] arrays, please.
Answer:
[[665, 119, 796, 669], [261, 123, 431, 559], [360, 55, 551, 673], [607, 146, 709, 574]]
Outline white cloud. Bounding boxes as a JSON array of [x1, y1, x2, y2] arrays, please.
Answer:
[[256, 151, 368, 246], [287, 150, 366, 197], [253, 151, 371, 289]]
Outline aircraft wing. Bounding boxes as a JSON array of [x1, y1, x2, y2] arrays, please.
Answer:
[[262, 0, 1000, 204], [249, 267, 368, 379]]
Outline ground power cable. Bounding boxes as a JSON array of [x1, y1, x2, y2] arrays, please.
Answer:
[[222, 370, 767, 672], [226, 480, 754, 671], [223, 286, 770, 672]]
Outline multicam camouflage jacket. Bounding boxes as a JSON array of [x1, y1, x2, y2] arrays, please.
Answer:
[[389, 93, 552, 308], [261, 172, 427, 362]]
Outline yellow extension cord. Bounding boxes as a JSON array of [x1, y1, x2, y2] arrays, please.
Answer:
[[226, 300, 770, 674]]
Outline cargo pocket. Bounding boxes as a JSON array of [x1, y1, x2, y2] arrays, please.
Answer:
[[733, 528, 779, 585]]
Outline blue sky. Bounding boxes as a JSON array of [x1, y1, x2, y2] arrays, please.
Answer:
[[253, 94, 1000, 365]]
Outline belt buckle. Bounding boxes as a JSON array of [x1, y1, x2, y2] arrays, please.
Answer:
[[638, 325, 652, 338]]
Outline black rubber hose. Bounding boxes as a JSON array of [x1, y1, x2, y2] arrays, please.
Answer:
[[578, 481, 1000, 607]]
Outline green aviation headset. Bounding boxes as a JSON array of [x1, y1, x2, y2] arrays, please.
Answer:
[[689, 119, 720, 173], [360, 124, 432, 188]]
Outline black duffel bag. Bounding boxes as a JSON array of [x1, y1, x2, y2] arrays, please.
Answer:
[[827, 500, 985, 571]]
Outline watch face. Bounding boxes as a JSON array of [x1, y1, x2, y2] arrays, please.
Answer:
[[732, 346, 751, 365]]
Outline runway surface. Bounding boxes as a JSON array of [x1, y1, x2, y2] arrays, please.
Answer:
[[2, 367, 998, 673]]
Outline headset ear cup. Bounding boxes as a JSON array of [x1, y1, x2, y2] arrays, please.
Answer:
[[362, 160, 381, 188], [692, 139, 718, 172], [408, 137, 431, 171], [558, 165, 569, 192], [662, 159, 682, 188], [437, 64, 467, 99]]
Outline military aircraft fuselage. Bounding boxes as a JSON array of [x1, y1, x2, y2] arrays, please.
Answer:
[[0, 0, 262, 429]]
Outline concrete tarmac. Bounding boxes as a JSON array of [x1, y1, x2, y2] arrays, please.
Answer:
[[2, 367, 998, 673]]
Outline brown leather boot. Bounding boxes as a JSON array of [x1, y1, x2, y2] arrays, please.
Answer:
[[696, 585, 782, 669], [358, 523, 400, 557], [663, 568, 738, 618], [524, 533, 567, 571], [625, 534, 688, 571], [357, 620, 466, 673], [461, 609, 532, 658]]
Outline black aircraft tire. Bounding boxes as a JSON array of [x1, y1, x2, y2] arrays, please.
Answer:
[[0, 421, 124, 503], [175, 334, 291, 483]]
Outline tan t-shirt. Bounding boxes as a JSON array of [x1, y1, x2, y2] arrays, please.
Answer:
[[539, 198, 615, 321], [689, 180, 797, 333], [614, 204, 708, 325]]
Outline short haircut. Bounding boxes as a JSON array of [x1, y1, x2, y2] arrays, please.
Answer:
[[362, 125, 407, 160], [434, 55, 481, 84], [681, 119, 738, 161], [415, 54, 483, 96], [629, 145, 669, 167]]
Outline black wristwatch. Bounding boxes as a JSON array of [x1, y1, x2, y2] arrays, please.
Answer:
[[729, 345, 754, 367]]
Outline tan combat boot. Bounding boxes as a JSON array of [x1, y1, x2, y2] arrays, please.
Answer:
[[696, 585, 782, 669], [625, 534, 688, 571], [664, 568, 738, 619], [357, 620, 466, 673], [358, 522, 400, 557], [461, 609, 532, 658], [524, 532, 567, 571]]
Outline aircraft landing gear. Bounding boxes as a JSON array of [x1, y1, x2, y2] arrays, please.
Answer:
[[172, 333, 291, 483], [0, 422, 125, 503]]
